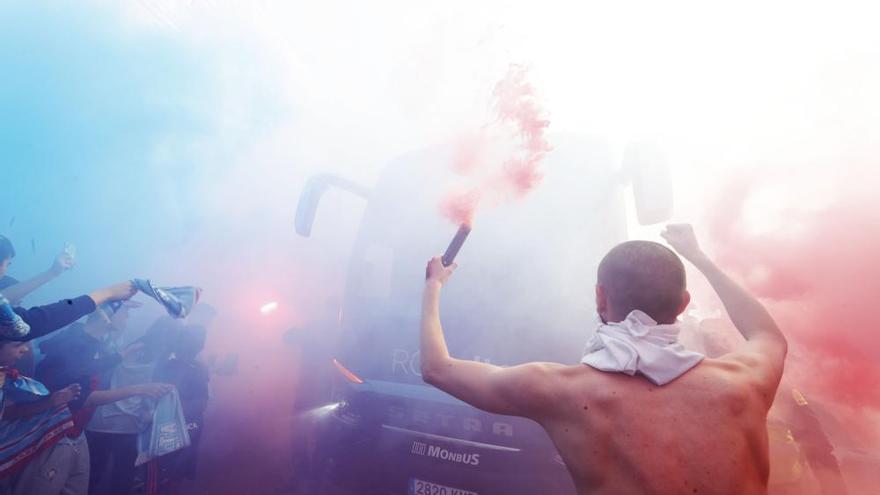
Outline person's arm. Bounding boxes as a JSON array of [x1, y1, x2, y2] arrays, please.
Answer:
[[2, 383, 81, 420], [87, 281, 138, 307], [12, 281, 137, 342], [82, 382, 172, 408], [788, 399, 849, 495], [0, 253, 74, 304], [421, 257, 563, 417], [661, 225, 787, 393], [12, 296, 97, 341]]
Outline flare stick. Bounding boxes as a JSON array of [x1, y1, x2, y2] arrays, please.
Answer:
[[442, 224, 471, 267]]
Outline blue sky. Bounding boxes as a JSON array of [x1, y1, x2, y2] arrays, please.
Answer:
[[2, 0, 878, 321], [0, 2, 287, 302]]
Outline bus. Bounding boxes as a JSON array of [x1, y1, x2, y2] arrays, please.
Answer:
[[294, 134, 672, 495]]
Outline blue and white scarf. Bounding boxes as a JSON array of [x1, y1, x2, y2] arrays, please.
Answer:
[[0, 373, 74, 477]]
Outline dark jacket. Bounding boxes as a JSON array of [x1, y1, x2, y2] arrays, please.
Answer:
[[11, 295, 96, 342], [36, 323, 122, 434]]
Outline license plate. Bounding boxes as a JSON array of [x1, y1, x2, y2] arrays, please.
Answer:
[[409, 478, 478, 495]]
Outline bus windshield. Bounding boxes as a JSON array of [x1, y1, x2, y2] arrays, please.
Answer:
[[336, 136, 630, 384]]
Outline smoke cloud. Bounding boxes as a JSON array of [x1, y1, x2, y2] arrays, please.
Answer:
[[690, 165, 880, 493], [441, 65, 551, 225], [704, 167, 880, 409], [2, 1, 879, 493]]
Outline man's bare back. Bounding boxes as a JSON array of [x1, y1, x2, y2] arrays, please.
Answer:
[[420, 224, 786, 495], [535, 357, 773, 495]]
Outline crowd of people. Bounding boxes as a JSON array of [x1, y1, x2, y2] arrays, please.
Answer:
[[0, 235, 209, 495], [1, 220, 857, 495]]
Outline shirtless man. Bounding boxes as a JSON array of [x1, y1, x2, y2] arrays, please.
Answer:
[[420, 224, 787, 495]]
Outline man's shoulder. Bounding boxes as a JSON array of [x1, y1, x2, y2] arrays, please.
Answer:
[[510, 362, 581, 395], [514, 363, 631, 402], [684, 357, 763, 389], [696, 356, 750, 374], [523, 362, 585, 381], [707, 345, 785, 386], [679, 357, 780, 405], [530, 363, 608, 397]]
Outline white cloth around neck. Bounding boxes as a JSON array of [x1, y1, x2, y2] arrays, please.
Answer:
[[581, 310, 704, 385]]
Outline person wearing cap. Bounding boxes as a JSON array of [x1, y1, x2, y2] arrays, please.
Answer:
[[0, 236, 130, 351], [0, 280, 147, 495], [1, 280, 143, 400], [23, 302, 172, 495], [0, 340, 83, 494], [0, 235, 78, 378]]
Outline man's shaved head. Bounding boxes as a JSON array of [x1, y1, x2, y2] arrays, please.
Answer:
[[597, 240, 688, 324]]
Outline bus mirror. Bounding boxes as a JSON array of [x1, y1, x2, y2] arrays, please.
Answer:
[[622, 142, 674, 225], [295, 174, 371, 237]]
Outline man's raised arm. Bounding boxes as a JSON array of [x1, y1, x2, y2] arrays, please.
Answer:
[[11, 281, 137, 342], [0, 251, 75, 304], [662, 225, 787, 395], [420, 257, 561, 418]]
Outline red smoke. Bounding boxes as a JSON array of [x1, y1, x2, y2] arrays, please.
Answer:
[[704, 167, 880, 409], [440, 65, 551, 225]]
